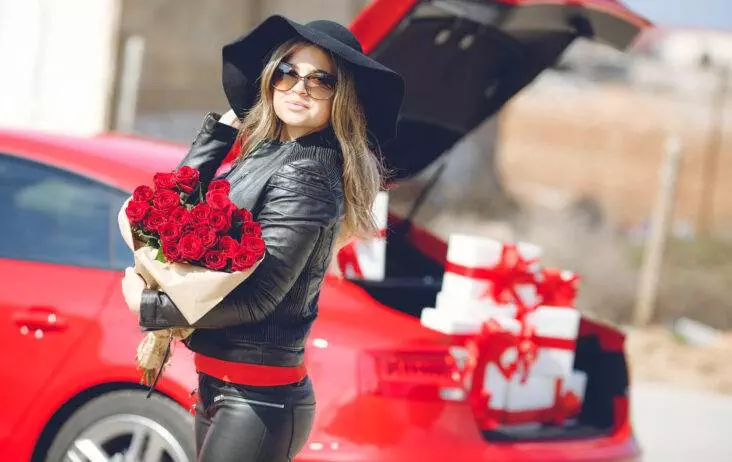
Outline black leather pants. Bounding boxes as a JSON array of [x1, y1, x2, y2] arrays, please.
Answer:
[[194, 373, 316, 462]]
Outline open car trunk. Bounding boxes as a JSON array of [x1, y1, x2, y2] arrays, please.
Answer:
[[352, 0, 650, 180], [347, 0, 650, 443]]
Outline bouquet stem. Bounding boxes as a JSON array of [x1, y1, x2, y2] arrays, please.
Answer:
[[136, 328, 194, 398]]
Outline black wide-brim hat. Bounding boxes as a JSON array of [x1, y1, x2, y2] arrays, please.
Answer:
[[222, 15, 405, 145]]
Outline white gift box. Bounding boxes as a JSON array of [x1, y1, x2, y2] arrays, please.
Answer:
[[422, 303, 580, 378], [523, 306, 581, 376], [486, 364, 559, 412], [433, 291, 515, 321], [561, 370, 588, 418], [483, 366, 576, 427], [420, 307, 485, 335], [338, 191, 388, 280], [443, 324, 586, 428], [442, 234, 542, 306], [421, 300, 519, 336]]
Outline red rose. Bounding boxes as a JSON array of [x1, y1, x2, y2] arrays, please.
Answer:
[[205, 190, 233, 211], [224, 202, 238, 218], [125, 200, 150, 224], [143, 209, 167, 231], [243, 221, 262, 237], [182, 221, 196, 234], [217, 236, 239, 258], [159, 221, 183, 243], [231, 247, 259, 271], [194, 225, 218, 249], [153, 172, 177, 190], [208, 210, 231, 233], [208, 179, 231, 194], [178, 234, 205, 261], [133, 185, 154, 202], [236, 208, 253, 223], [174, 166, 200, 193], [242, 235, 266, 259], [190, 203, 211, 224], [177, 183, 194, 195], [169, 206, 190, 225], [153, 189, 181, 213], [162, 241, 181, 261], [203, 250, 228, 271]]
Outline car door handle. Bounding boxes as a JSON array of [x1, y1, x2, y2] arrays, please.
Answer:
[[12, 307, 68, 332]]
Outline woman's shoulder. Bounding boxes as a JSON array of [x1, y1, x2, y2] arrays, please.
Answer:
[[268, 157, 343, 217], [285, 141, 343, 177]]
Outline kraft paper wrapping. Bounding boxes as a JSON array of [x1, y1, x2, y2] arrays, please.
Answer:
[[117, 199, 262, 383]]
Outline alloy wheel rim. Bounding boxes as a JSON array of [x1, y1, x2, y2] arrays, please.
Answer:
[[62, 413, 190, 462]]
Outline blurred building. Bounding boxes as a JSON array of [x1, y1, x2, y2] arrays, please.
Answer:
[[120, 0, 370, 141], [0, 0, 369, 138], [0, 0, 119, 135]]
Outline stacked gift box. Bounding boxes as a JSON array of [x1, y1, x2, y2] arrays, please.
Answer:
[[335, 191, 389, 281], [421, 234, 587, 430]]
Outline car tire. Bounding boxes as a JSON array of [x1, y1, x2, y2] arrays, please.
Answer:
[[45, 390, 195, 462]]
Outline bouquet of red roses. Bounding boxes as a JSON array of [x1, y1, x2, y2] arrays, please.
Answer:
[[118, 166, 265, 385]]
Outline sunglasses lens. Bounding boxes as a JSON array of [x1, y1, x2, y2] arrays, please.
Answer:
[[273, 70, 298, 91], [306, 77, 335, 100], [272, 62, 337, 100]]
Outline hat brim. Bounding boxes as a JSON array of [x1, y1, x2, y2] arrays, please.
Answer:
[[222, 15, 404, 145]]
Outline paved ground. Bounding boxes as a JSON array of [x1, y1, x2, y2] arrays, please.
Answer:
[[631, 382, 732, 461]]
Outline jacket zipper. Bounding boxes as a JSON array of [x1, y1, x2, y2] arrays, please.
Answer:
[[213, 394, 285, 409]]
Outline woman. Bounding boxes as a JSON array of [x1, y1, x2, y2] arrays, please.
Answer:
[[120, 15, 404, 462]]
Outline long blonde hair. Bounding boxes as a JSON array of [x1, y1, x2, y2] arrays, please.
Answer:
[[236, 39, 384, 247]]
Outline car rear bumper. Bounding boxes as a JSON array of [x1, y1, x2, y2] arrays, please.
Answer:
[[297, 427, 640, 462]]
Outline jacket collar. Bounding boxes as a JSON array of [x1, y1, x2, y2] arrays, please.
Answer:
[[272, 125, 339, 150]]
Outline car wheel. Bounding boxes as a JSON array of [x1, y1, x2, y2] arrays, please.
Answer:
[[45, 390, 195, 462]]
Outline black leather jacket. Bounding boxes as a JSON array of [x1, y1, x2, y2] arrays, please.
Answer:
[[139, 113, 345, 367]]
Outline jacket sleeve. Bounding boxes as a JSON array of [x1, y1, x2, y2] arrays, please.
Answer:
[[178, 112, 239, 188], [138, 158, 340, 330]]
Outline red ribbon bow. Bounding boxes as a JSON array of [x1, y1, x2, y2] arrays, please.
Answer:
[[536, 268, 579, 307], [514, 324, 539, 384], [445, 243, 538, 311], [337, 241, 363, 278], [463, 318, 540, 418], [336, 229, 387, 278], [551, 387, 582, 425]]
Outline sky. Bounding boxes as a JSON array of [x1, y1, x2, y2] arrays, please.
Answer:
[[623, 0, 732, 30]]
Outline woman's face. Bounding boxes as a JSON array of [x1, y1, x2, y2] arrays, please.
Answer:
[[272, 45, 335, 139]]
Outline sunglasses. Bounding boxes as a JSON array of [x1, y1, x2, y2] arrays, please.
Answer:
[[272, 61, 337, 100]]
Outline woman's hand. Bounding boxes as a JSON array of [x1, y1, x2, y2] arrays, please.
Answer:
[[121, 267, 146, 314], [219, 109, 242, 129]]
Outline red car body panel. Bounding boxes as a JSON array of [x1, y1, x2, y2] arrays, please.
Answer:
[[0, 1, 650, 460]]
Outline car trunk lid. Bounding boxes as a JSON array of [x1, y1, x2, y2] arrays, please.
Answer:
[[351, 0, 651, 180]]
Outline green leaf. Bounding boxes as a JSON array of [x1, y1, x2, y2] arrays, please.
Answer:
[[155, 248, 168, 263], [140, 232, 157, 241]]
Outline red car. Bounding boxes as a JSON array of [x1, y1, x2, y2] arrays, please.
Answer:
[[0, 1, 650, 461]]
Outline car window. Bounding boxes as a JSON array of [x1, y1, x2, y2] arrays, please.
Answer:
[[0, 153, 131, 269]]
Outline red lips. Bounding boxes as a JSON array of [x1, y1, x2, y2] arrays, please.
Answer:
[[286, 100, 310, 109]]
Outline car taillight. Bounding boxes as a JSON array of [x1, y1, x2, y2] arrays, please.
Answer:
[[358, 346, 467, 401]]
